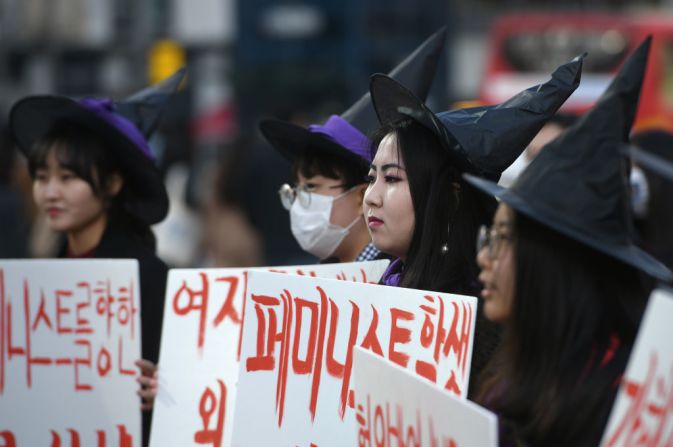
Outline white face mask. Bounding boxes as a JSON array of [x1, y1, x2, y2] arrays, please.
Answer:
[[289, 187, 360, 259], [630, 165, 650, 218]]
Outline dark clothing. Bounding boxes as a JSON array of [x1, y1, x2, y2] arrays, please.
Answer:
[[0, 189, 28, 258]]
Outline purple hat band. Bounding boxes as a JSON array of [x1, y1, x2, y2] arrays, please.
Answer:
[[308, 115, 371, 163], [78, 98, 155, 161]]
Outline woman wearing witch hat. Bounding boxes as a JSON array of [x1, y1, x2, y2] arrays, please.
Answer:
[[260, 28, 446, 263], [9, 68, 185, 446], [363, 55, 583, 396], [466, 38, 672, 446]]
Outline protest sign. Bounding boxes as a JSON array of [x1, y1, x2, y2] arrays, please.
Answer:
[[232, 270, 477, 447], [150, 260, 389, 447], [352, 347, 497, 447], [0, 260, 141, 447], [601, 288, 673, 446]]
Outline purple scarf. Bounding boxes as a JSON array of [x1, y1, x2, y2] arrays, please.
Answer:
[[380, 258, 405, 287]]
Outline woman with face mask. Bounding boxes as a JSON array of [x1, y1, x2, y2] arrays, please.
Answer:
[[260, 28, 446, 263], [10, 69, 185, 447], [465, 38, 673, 446], [363, 56, 583, 396]]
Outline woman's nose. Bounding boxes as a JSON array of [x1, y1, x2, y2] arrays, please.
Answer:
[[476, 245, 491, 270], [43, 178, 61, 199], [363, 182, 380, 208]]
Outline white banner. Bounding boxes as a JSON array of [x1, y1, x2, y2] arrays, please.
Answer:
[[150, 260, 390, 447], [601, 288, 673, 446], [232, 271, 478, 447], [0, 259, 141, 446], [352, 347, 497, 447]]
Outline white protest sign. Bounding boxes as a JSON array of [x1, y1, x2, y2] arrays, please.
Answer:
[[0, 260, 141, 446], [352, 347, 498, 447], [150, 260, 390, 447], [231, 271, 478, 447], [601, 288, 673, 446]]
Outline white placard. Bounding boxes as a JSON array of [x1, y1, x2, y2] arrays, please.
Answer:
[[0, 259, 141, 446], [601, 288, 673, 446], [352, 347, 498, 447], [150, 260, 390, 447], [232, 271, 478, 447]]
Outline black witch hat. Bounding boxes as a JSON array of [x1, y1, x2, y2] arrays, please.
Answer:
[[10, 67, 187, 224], [260, 27, 447, 167], [465, 37, 673, 282], [369, 54, 584, 181]]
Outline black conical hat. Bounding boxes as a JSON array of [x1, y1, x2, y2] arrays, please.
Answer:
[[116, 67, 187, 139], [260, 28, 446, 165], [9, 67, 187, 224], [341, 27, 447, 136], [465, 37, 673, 282], [370, 54, 583, 180]]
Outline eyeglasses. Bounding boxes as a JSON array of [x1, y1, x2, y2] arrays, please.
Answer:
[[278, 183, 351, 210], [476, 224, 513, 259]]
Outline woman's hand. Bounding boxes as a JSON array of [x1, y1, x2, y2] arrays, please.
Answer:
[[135, 359, 158, 411]]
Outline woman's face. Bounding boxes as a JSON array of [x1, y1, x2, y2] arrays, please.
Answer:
[[32, 149, 108, 234], [363, 132, 415, 260], [476, 203, 516, 323]]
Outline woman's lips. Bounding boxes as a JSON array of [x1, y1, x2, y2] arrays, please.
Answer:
[[46, 207, 62, 218], [368, 216, 384, 229]]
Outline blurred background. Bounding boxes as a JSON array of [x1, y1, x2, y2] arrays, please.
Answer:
[[1, 0, 672, 268]]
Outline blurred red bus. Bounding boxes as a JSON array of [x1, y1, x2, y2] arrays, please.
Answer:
[[480, 13, 673, 132]]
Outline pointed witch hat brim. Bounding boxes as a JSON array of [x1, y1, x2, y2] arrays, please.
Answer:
[[9, 67, 187, 224], [260, 27, 447, 166], [464, 37, 673, 283], [370, 54, 584, 181]]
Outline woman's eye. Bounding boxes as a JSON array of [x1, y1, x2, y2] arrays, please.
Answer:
[[364, 174, 375, 184], [384, 175, 400, 183]]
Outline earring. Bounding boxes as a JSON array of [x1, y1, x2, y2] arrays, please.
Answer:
[[440, 222, 450, 255]]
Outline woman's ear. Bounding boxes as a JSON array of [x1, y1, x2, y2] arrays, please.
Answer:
[[356, 184, 367, 212], [107, 172, 124, 197]]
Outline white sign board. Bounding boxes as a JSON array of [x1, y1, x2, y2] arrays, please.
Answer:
[[232, 271, 478, 447], [352, 347, 498, 447], [0, 260, 141, 446], [150, 260, 390, 447], [601, 288, 673, 446]]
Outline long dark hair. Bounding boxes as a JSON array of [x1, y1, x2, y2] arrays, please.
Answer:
[[477, 210, 652, 446], [371, 119, 496, 295], [28, 121, 157, 250]]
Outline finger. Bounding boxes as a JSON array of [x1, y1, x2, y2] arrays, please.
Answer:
[[135, 359, 157, 376], [137, 388, 157, 400]]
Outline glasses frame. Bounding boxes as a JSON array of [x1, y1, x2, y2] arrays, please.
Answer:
[[278, 182, 353, 210], [476, 224, 513, 259]]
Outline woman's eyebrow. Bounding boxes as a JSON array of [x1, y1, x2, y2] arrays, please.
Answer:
[[370, 163, 406, 171]]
